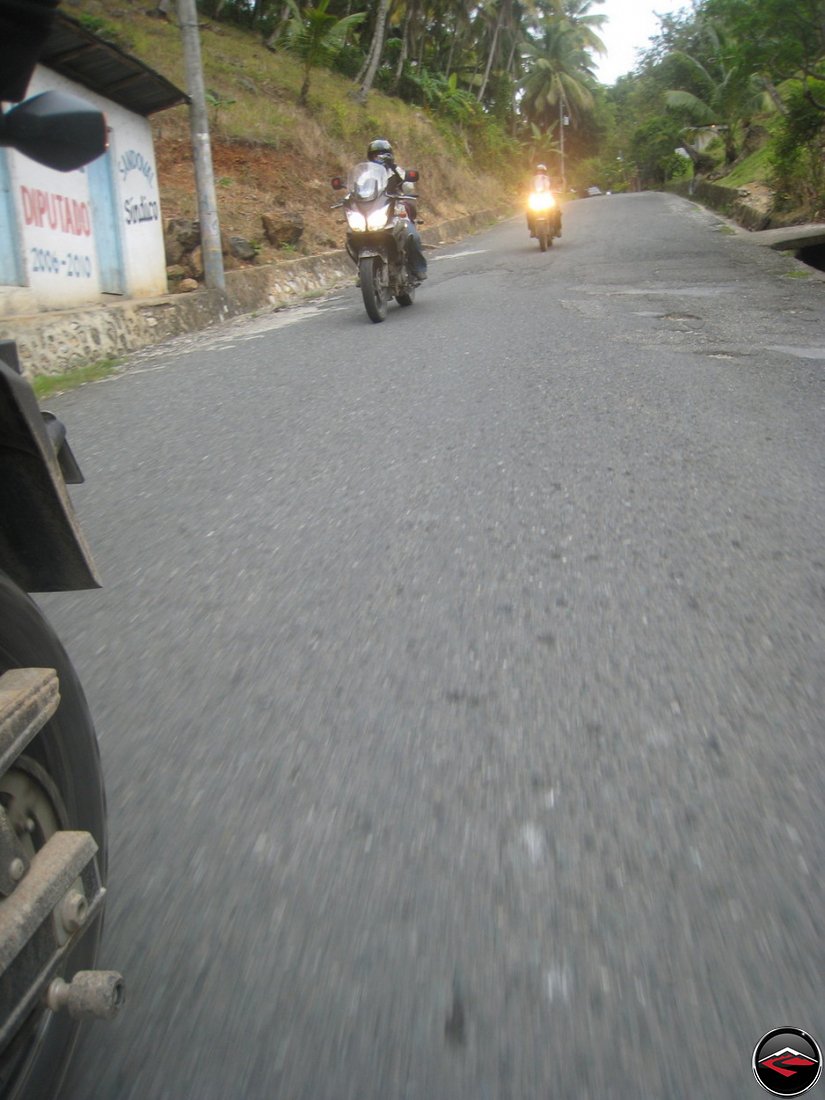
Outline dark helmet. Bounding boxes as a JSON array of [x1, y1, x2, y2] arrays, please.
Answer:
[[367, 138, 394, 167]]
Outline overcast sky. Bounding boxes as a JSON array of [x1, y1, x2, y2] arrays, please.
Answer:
[[593, 0, 690, 85]]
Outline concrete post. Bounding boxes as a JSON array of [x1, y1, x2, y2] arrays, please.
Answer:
[[177, 0, 225, 291]]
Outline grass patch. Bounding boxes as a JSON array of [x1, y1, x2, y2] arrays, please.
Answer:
[[717, 145, 772, 189], [32, 359, 121, 400], [783, 269, 812, 279]]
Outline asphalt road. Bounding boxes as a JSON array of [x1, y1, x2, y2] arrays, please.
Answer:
[[44, 192, 825, 1099]]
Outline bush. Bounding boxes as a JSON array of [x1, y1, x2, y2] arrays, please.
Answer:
[[331, 43, 364, 79], [769, 82, 825, 215]]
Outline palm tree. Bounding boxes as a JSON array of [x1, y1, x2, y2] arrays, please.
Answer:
[[283, 0, 365, 106], [520, 18, 597, 129], [664, 24, 767, 163], [558, 0, 606, 55]]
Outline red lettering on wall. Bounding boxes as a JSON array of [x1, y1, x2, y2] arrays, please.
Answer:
[[21, 186, 35, 225], [76, 201, 91, 236], [19, 186, 92, 236]]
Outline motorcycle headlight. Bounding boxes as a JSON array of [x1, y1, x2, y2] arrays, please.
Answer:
[[367, 205, 391, 230], [346, 210, 367, 231], [528, 191, 556, 212]]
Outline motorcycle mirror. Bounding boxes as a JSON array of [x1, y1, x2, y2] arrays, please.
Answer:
[[331, 176, 346, 190], [404, 169, 419, 183], [0, 91, 108, 172]]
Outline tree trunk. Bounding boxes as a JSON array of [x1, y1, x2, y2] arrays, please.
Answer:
[[444, 33, 455, 80], [477, 3, 504, 103], [264, 3, 291, 50], [759, 76, 788, 116], [392, 4, 412, 90], [356, 0, 390, 102]]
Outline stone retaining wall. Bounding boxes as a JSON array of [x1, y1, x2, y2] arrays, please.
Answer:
[[1, 206, 513, 379], [668, 180, 771, 230]]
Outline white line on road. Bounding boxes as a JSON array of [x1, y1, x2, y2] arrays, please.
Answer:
[[432, 249, 489, 262]]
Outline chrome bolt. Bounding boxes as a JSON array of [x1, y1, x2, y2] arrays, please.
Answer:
[[9, 858, 25, 881], [59, 890, 88, 933]]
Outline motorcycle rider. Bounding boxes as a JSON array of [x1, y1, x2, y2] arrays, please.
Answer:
[[366, 138, 428, 281], [526, 163, 562, 240]]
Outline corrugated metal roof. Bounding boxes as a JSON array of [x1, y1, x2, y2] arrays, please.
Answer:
[[40, 11, 188, 116]]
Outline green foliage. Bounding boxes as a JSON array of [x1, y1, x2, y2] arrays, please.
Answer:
[[663, 23, 770, 164], [283, 0, 365, 106], [704, 0, 825, 92], [399, 67, 479, 125], [32, 359, 120, 399], [205, 88, 237, 131], [590, 0, 825, 218], [331, 42, 366, 79], [769, 80, 825, 213], [630, 115, 686, 186], [520, 120, 560, 170], [716, 143, 772, 187], [663, 151, 692, 181], [76, 13, 130, 48]]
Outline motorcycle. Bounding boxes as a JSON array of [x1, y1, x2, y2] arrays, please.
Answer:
[[527, 183, 560, 252], [0, 79, 124, 1100], [331, 162, 422, 323]]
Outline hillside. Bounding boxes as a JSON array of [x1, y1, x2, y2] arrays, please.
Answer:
[[70, 0, 517, 271]]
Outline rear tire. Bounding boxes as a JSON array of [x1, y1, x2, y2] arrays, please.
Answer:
[[359, 257, 387, 323], [0, 572, 106, 1100]]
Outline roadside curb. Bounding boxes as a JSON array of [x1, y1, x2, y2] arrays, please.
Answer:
[[668, 180, 771, 230], [1, 205, 513, 379]]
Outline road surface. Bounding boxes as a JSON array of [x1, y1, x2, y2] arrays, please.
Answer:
[[47, 192, 825, 1099]]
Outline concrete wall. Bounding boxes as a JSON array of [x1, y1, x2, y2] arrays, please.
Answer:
[[668, 179, 772, 230]]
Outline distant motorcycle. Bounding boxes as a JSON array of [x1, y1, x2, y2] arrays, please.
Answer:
[[527, 183, 560, 252], [332, 162, 421, 323]]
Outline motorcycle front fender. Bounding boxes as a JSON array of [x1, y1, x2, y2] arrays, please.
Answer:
[[353, 245, 386, 261]]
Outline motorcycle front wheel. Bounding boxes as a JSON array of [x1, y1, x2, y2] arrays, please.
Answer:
[[0, 572, 107, 1100], [359, 256, 387, 323], [538, 227, 549, 252]]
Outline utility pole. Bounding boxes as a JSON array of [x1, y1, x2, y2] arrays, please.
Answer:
[[177, 0, 225, 291], [558, 94, 568, 192]]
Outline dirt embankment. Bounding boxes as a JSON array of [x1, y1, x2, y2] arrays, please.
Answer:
[[154, 135, 346, 266], [152, 125, 512, 272]]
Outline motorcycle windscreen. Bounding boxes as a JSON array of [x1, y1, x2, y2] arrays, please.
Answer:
[[347, 162, 390, 202]]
